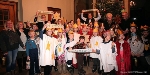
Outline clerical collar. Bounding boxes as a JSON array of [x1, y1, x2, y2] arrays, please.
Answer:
[[103, 40, 111, 44]]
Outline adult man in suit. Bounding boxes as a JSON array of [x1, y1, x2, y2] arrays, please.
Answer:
[[81, 9, 101, 24]]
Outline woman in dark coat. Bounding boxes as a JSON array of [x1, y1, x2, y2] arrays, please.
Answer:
[[0, 20, 25, 75]]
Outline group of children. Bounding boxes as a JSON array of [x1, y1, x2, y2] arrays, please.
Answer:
[[25, 21, 150, 75]]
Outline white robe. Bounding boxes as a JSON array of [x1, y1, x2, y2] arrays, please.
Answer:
[[90, 36, 103, 58], [39, 34, 57, 66], [99, 41, 118, 72], [74, 32, 80, 42], [56, 37, 66, 57], [65, 41, 77, 64]]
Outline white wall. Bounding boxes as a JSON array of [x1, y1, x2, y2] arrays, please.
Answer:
[[22, 0, 47, 22], [9, 0, 74, 22], [47, 0, 74, 21]]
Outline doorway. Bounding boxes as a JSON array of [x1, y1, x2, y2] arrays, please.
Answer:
[[0, 1, 17, 31]]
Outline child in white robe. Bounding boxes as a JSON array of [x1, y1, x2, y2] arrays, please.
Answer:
[[55, 28, 67, 74], [39, 24, 57, 75], [93, 30, 118, 75], [65, 31, 77, 75], [90, 28, 103, 74]]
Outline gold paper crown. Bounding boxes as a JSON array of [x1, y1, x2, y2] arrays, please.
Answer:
[[130, 22, 137, 27], [46, 28, 52, 31], [68, 30, 74, 35], [58, 28, 63, 32], [73, 24, 78, 28], [117, 29, 123, 35], [141, 25, 149, 31], [93, 28, 98, 33], [94, 22, 99, 27]]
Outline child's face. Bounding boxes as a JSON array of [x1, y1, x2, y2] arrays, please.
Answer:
[[58, 32, 62, 36], [93, 32, 98, 36], [46, 30, 52, 36], [105, 32, 111, 40], [80, 39, 85, 43], [119, 34, 125, 40], [130, 27, 136, 33], [142, 31, 149, 37], [29, 32, 35, 37], [110, 30, 114, 35], [73, 28, 78, 32], [65, 28, 70, 32], [69, 34, 74, 40], [33, 25, 38, 30]]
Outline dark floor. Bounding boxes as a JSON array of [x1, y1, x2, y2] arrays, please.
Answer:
[[0, 62, 100, 75]]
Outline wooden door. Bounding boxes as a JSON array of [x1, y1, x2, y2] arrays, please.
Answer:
[[0, 1, 17, 31], [47, 7, 61, 21]]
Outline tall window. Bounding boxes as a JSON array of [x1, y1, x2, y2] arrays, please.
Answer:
[[0, 9, 9, 26]]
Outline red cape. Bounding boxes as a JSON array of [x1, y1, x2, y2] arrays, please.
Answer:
[[87, 29, 93, 39], [116, 41, 131, 75]]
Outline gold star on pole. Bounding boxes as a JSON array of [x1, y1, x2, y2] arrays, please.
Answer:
[[53, 12, 60, 21], [46, 41, 50, 50]]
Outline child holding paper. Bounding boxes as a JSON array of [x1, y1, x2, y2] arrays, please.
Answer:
[[72, 36, 86, 75]]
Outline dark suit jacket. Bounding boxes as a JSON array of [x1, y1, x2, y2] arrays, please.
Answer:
[[101, 19, 115, 30], [16, 28, 29, 39], [34, 17, 56, 30]]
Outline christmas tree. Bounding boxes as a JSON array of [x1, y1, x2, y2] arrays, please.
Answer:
[[94, 0, 124, 18]]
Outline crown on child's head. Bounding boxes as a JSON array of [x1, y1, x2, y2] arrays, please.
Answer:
[[141, 25, 149, 31], [58, 28, 63, 32], [117, 29, 124, 35], [130, 22, 137, 27], [68, 30, 74, 35], [94, 22, 98, 27], [73, 23, 78, 28], [93, 28, 98, 33]]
